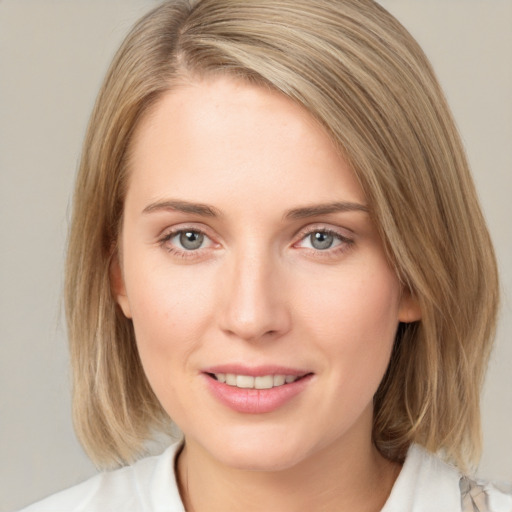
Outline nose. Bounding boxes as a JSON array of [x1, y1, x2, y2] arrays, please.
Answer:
[[218, 247, 291, 342]]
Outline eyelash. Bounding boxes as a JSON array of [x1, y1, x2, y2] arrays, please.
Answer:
[[158, 226, 354, 260], [158, 226, 215, 260], [294, 227, 354, 259]]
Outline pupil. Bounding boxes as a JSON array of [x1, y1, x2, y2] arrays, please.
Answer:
[[180, 231, 204, 250], [311, 232, 333, 250]]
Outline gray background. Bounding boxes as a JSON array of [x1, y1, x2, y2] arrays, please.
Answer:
[[1, 1, 511, 510]]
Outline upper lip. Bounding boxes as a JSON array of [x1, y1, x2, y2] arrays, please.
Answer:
[[202, 364, 311, 377]]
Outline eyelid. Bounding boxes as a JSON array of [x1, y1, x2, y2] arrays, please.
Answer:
[[158, 222, 217, 241], [156, 222, 354, 259], [293, 223, 354, 243], [292, 224, 355, 257], [157, 223, 221, 259]]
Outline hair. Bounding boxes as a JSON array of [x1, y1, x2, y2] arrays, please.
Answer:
[[65, 0, 499, 472]]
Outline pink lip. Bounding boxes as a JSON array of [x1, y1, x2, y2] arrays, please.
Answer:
[[202, 365, 313, 414], [203, 364, 309, 377]]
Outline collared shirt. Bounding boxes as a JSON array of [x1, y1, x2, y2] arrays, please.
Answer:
[[20, 442, 512, 512]]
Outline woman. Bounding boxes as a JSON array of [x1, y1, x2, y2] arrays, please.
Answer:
[[21, 0, 511, 511]]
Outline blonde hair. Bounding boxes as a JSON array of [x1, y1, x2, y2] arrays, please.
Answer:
[[66, 0, 499, 471]]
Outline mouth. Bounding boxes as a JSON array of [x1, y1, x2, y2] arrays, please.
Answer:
[[206, 372, 309, 390], [202, 365, 314, 413], [204, 369, 314, 414]]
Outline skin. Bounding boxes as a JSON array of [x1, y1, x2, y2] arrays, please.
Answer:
[[113, 75, 420, 512]]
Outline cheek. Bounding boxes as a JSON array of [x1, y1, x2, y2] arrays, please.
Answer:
[[123, 262, 214, 384], [124, 272, 209, 419], [301, 259, 400, 335], [126, 257, 210, 331], [298, 261, 400, 383]]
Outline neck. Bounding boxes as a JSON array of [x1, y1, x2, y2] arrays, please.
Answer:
[[176, 421, 401, 512]]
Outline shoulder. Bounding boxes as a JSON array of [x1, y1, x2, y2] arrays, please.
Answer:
[[19, 442, 186, 512], [460, 476, 512, 512], [383, 444, 512, 512]]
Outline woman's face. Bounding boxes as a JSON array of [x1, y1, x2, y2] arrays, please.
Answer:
[[114, 75, 419, 471]]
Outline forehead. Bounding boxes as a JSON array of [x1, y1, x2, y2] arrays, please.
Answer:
[[126, 75, 366, 212]]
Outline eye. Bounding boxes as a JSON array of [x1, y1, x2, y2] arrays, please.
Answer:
[[159, 228, 215, 254], [298, 230, 343, 250], [174, 230, 206, 251], [307, 231, 338, 250], [294, 227, 353, 255]]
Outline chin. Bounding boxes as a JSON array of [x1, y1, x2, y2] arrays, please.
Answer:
[[204, 428, 314, 472], [220, 447, 305, 472]]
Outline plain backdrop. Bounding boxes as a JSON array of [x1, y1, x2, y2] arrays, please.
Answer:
[[1, 1, 511, 510]]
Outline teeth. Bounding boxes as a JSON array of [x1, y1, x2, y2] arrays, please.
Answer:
[[273, 375, 286, 386], [226, 374, 237, 386], [255, 375, 273, 389], [213, 373, 300, 389], [236, 375, 254, 388]]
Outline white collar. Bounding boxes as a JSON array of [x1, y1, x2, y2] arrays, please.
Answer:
[[150, 442, 462, 512], [381, 444, 462, 512]]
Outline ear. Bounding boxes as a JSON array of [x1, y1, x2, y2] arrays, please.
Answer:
[[398, 288, 421, 323], [110, 253, 132, 319]]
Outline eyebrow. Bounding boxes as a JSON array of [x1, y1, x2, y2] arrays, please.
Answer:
[[142, 199, 369, 219], [284, 201, 369, 219], [142, 200, 221, 217]]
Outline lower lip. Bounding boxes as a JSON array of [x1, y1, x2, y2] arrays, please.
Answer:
[[204, 374, 313, 414]]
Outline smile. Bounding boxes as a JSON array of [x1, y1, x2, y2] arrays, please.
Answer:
[[210, 373, 301, 389], [204, 369, 313, 414]]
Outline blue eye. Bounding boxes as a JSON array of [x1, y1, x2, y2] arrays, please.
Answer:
[[299, 230, 344, 251], [173, 230, 205, 250], [309, 231, 336, 250], [159, 227, 216, 260]]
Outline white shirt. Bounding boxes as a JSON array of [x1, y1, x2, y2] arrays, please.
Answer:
[[20, 442, 512, 512]]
